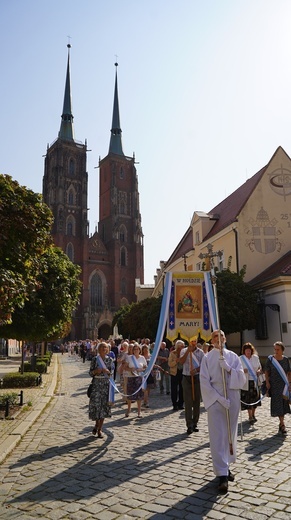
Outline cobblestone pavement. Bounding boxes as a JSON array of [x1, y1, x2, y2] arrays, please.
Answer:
[[0, 353, 290, 520]]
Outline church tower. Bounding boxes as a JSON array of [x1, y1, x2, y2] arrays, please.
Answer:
[[42, 44, 88, 338], [43, 51, 144, 340], [43, 45, 88, 263], [97, 63, 144, 308]]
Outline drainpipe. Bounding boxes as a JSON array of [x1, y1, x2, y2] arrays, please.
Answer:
[[233, 227, 242, 348]]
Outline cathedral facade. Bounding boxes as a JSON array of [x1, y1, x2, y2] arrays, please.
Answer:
[[42, 47, 144, 340]]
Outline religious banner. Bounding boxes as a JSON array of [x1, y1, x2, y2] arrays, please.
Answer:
[[166, 272, 213, 343]]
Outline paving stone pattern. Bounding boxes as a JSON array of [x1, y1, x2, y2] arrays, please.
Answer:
[[0, 354, 290, 519]]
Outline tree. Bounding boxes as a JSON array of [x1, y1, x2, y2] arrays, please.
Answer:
[[113, 296, 163, 340], [216, 265, 258, 335], [0, 246, 82, 341], [0, 174, 53, 324]]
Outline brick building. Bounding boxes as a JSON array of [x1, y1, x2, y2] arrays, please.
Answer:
[[43, 46, 144, 340]]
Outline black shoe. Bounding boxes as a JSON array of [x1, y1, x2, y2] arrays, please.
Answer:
[[228, 470, 235, 482], [172, 405, 178, 411], [193, 426, 199, 432], [166, 391, 170, 395], [218, 476, 228, 493], [186, 427, 193, 435]]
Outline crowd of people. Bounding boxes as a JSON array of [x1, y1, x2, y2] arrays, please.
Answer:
[[59, 334, 291, 494]]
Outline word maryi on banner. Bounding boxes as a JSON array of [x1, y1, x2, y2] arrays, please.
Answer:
[[166, 271, 215, 343]]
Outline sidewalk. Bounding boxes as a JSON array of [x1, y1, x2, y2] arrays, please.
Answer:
[[0, 354, 290, 519], [0, 353, 59, 464]]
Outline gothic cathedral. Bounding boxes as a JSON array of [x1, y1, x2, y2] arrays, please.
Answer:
[[42, 46, 144, 340]]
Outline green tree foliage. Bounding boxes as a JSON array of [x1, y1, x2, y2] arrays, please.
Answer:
[[113, 296, 163, 340], [0, 174, 53, 324], [216, 265, 258, 335], [0, 246, 82, 341]]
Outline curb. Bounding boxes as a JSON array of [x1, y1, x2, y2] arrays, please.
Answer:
[[0, 355, 59, 464]]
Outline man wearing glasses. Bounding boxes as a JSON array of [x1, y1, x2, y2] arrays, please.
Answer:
[[200, 330, 246, 493]]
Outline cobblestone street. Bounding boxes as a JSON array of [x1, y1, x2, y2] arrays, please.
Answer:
[[0, 354, 290, 519]]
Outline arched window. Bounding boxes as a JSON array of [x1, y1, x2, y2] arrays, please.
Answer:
[[90, 273, 103, 310], [69, 158, 75, 176], [66, 216, 75, 236], [120, 247, 126, 266], [68, 190, 74, 205], [119, 225, 127, 243], [66, 243, 74, 262]]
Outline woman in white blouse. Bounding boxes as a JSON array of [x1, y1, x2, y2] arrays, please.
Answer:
[[125, 343, 147, 418], [240, 342, 262, 424]]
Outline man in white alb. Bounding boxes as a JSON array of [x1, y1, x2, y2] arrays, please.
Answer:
[[200, 330, 246, 493]]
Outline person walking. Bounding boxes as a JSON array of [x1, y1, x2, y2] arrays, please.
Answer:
[[200, 330, 246, 493], [265, 341, 291, 435], [240, 342, 262, 424], [157, 341, 170, 395], [141, 344, 155, 408], [125, 343, 147, 418], [180, 338, 204, 434], [168, 340, 184, 411], [89, 342, 114, 438]]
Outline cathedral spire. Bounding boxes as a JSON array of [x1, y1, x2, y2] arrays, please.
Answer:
[[109, 62, 124, 155], [58, 44, 75, 141]]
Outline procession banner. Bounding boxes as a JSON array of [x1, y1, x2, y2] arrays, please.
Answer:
[[166, 271, 214, 342]]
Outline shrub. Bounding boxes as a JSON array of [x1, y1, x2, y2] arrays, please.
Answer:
[[0, 392, 18, 406], [3, 372, 40, 388], [21, 361, 47, 374], [35, 361, 47, 374]]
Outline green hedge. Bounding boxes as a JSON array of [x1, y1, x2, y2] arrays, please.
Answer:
[[2, 372, 40, 388], [0, 392, 18, 406], [21, 361, 47, 374]]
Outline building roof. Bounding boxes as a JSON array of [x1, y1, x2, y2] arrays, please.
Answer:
[[249, 250, 291, 286], [58, 45, 75, 141], [164, 226, 193, 268], [109, 63, 124, 156], [204, 164, 267, 241], [204, 146, 288, 241]]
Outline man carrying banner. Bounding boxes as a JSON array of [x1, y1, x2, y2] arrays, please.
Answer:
[[179, 338, 204, 434], [200, 330, 246, 493]]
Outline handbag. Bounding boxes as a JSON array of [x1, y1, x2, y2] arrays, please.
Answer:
[[258, 373, 266, 386], [87, 379, 93, 398]]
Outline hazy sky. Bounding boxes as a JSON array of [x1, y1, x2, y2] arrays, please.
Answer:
[[1, 0, 291, 283]]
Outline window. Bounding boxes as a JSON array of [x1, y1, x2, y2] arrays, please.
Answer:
[[69, 158, 75, 176], [90, 273, 103, 310], [67, 222, 73, 235], [68, 190, 74, 205], [218, 251, 224, 272], [66, 243, 74, 262], [119, 225, 127, 243], [195, 231, 200, 245], [66, 216, 75, 236]]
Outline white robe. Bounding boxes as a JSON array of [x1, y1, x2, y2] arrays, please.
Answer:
[[200, 347, 246, 476]]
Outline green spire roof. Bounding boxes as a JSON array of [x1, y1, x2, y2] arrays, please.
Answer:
[[58, 45, 75, 141], [109, 63, 124, 155]]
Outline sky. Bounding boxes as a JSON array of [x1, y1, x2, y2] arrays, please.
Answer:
[[1, 0, 291, 284]]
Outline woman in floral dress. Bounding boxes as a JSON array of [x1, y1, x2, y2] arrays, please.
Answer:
[[89, 342, 114, 438]]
